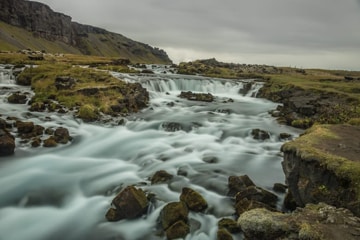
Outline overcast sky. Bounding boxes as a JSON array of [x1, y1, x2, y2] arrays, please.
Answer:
[[35, 0, 360, 70]]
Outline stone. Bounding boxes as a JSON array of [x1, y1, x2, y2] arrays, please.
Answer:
[[151, 170, 173, 184], [43, 136, 57, 147], [179, 91, 214, 102], [228, 175, 256, 196], [180, 187, 208, 212], [279, 132, 292, 140], [160, 202, 189, 230], [7, 93, 27, 104], [16, 121, 34, 134], [216, 228, 233, 240], [161, 122, 183, 132], [218, 218, 240, 233], [54, 127, 71, 144], [235, 186, 278, 208], [165, 220, 190, 240], [235, 197, 277, 216], [251, 129, 270, 140], [273, 183, 287, 193], [31, 137, 42, 148], [239, 82, 253, 96], [283, 191, 298, 211], [0, 129, 15, 156], [106, 186, 148, 221]]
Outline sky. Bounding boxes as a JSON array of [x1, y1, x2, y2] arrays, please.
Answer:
[[34, 0, 360, 70]]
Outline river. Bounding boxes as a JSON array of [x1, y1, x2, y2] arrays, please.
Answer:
[[0, 65, 301, 240]]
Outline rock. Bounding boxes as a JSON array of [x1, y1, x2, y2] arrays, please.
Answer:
[[279, 132, 292, 140], [0, 129, 15, 156], [179, 91, 214, 102], [235, 197, 277, 216], [16, 121, 34, 134], [55, 76, 76, 90], [216, 228, 233, 240], [251, 129, 270, 140], [218, 218, 240, 233], [54, 127, 71, 144], [235, 186, 278, 208], [151, 170, 173, 184], [105, 186, 148, 221], [141, 69, 154, 74], [165, 220, 190, 240], [160, 202, 189, 230], [238, 203, 360, 240], [161, 122, 183, 132], [0, 118, 8, 129], [43, 136, 57, 147], [282, 124, 360, 216], [180, 187, 208, 212], [228, 175, 256, 196], [273, 183, 287, 193], [7, 93, 27, 104], [31, 137, 41, 148], [30, 102, 46, 112], [239, 82, 252, 95], [283, 191, 298, 211]]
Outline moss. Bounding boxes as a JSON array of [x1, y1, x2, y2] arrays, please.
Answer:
[[298, 223, 323, 240], [77, 104, 99, 122], [348, 118, 360, 126]]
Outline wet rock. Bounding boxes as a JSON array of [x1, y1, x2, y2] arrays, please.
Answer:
[[160, 202, 189, 230], [161, 122, 183, 132], [239, 82, 253, 95], [55, 76, 76, 90], [16, 121, 34, 134], [238, 203, 360, 240], [0, 119, 7, 129], [179, 91, 214, 102], [141, 69, 154, 74], [30, 102, 46, 112], [217, 228, 233, 240], [180, 187, 208, 212], [235, 186, 278, 208], [45, 128, 55, 135], [54, 127, 71, 144], [106, 186, 148, 221], [251, 129, 270, 140], [235, 197, 277, 216], [43, 136, 57, 147], [0, 129, 15, 156], [165, 220, 190, 240], [228, 175, 256, 196], [151, 170, 173, 184], [31, 137, 42, 148], [218, 218, 241, 233], [283, 191, 298, 211], [279, 132, 292, 140], [8, 93, 27, 104], [273, 183, 287, 193]]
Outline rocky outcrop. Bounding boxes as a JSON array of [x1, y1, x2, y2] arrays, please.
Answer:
[[238, 203, 360, 240], [282, 124, 360, 216], [0, 0, 172, 63]]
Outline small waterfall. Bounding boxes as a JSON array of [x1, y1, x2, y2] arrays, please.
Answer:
[[0, 65, 17, 85]]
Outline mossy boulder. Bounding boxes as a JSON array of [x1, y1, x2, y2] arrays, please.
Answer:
[[105, 186, 148, 221], [160, 202, 189, 230], [0, 129, 15, 156], [165, 220, 190, 240], [54, 127, 71, 144], [216, 228, 233, 240], [77, 104, 99, 122], [16, 121, 34, 134], [43, 136, 57, 147], [218, 218, 240, 234], [180, 187, 208, 212], [150, 170, 173, 184], [8, 92, 27, 104], [228, 175, 255, 196]]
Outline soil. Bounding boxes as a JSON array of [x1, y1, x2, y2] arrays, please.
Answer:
[[315, 125, 360, 162]]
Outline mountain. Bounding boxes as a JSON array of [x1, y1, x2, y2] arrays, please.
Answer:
[[0, 0, 172, 64]]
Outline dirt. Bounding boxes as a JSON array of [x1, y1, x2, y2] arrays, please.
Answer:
[[315, 125, 360, 162]]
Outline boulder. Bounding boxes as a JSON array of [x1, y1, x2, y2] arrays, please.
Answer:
[[165, 220, 190, 240], [16, 121, 34, 134], [160, 202, 189, 230], [180, 187, 208, 212], [106, 186, 148, 221], [228, 175, 255, 196], [43, 136, 57, 147], [8, 93, 27, 104], [273, 183, 287, 193], [251, 129, 270, 140], [54, 127, 71, 144], [238, 203, 360, 240], [151, 170, 173, 184], [218, 218, 240, 233], [0, 129, 15, 156], [239, 82, 253, 95], [216, 228, 233, 240], [235, 186, 278, 209], [179, 91, 214, 102], [161, 122, 183, 132], [235, 197, 277, 216]]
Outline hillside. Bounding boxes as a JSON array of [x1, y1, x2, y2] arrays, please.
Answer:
[[0, 0, 171, 64]]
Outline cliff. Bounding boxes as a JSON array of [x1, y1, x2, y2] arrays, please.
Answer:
[[281, 124, 360, 216], [0, 0, 172, 64]]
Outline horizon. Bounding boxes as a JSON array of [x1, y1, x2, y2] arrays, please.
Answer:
[[31, 0, 360, 71]]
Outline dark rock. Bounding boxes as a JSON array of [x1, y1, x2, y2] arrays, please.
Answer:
[[217, 228, 233, 240], [235, 197, 278, 216], [251, 129, 270, 140], [0, 129, 15, 156], [16, 121, 34, 134], [151, 170, 173, 185], [179, 91, 214, 102], [55, 76, 76, 90], [30, 102, 46, 112], [180, 187, 208, 212], [0, 118, 7, 129], [283, 191, 298, 211], [279, 132, 292, 140], [112, 58, 131, 65], [161, 122, 183, 132], [31, 137, 42, 148], [43, 136, 57, 147], [106, 186, 148, 221], [45, 128, 55, 135], [54, 127, 71, 144], [239, 82, 253, 95], [165, 220, 190, 240], [141, 69, 154, 74], [273, 183, 287, 193], [218, 218, 240, 233], [8, 93, 27, 104], [235, 186, 278, 208], [228, 175, 256, 196], [160, 202, 189, 230]]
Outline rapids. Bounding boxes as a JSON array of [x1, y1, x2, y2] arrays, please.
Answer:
[[0, 65, 301, 240]]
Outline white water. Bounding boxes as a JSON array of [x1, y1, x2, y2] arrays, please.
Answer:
[[0, 67, 301, 240]]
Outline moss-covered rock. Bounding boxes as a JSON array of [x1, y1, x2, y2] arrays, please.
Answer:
[[160, 202, 189, 230], [43, 136, 57, 147], [150, 170, 173, 185], [180, 187, 208, 212], [216, 228, 233, 240], [218, 218, 240, 233], [77, 104, 99, 122], [228, 175, 255, 197], [0, 129, 15, 156], [165, 220, 190, 240]]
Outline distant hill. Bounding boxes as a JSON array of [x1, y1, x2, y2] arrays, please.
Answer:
[[0, 0, 172, 64]]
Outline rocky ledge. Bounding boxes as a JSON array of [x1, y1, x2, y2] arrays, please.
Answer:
[[282, 124, 360, 216]]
